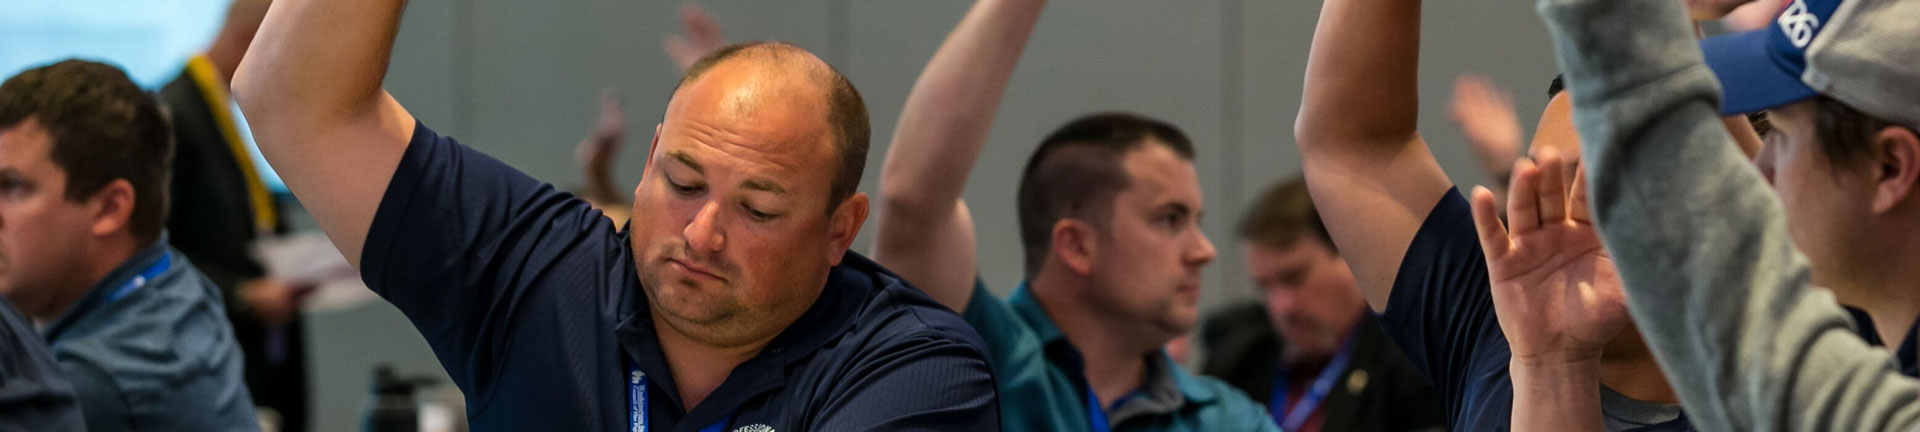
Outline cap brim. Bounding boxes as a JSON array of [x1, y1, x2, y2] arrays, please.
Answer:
[[1701, 29, 1819, 115]]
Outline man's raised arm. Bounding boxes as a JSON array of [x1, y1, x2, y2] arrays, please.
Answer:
[[232, 0, 417, 267], [1294, 0, 1455, 309], [874, 0, 1046, 312]]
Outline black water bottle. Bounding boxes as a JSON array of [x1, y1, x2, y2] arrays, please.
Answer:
[[364, 364, 419, 432]]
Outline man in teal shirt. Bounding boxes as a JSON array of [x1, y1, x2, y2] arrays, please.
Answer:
[[870, 0, 1276, 430], [0, 59, 257, 432]]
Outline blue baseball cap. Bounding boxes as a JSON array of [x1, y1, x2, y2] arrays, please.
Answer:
[[1700, 0, 1920, 127]]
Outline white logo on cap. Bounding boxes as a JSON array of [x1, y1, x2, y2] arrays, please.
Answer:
[[1777, 0, 1821, 48]]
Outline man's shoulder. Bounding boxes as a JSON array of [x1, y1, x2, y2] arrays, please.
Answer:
[[1398, 187, 1477, 262], [61, 254, 243, 384], [1383, 186, 1489, 310], [852, 259, 991, 354]]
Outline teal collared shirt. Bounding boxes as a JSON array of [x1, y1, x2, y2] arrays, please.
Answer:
[[964, 280, 1279, 432], [42, 233, 257, 432]]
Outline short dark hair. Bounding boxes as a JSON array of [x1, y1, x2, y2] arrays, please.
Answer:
[[678, 42, 870, 211], [1812, 95, 1912, 170], [1016, 112, 1195, 277], [1237, 176, 1333, 252], [0, 59, 173, 243]]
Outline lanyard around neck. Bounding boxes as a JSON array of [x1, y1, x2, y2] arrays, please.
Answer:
[[629, 361, 734, 432], [1270, 335, 1356, 431]]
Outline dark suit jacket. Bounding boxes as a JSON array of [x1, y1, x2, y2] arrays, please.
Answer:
[[159, 68, 310, 432], [1200, 302, 1447, 432]]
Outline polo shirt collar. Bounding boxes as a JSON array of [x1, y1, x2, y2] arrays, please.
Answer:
[[42, 233, 171, 343], [1007, 282, 1218, 410], [612, 248, 875, 424]]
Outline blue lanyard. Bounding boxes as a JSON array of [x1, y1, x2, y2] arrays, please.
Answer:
[[628, 362, 734, 432], [1085, 386, 1112, 432], [106, 252, 171, 303], [1270, 336, 1356, 431]]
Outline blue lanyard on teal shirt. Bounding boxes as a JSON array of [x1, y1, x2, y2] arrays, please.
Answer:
[[1085, 386, 1112, 432], [1270, 335, 1355, 431], [106, 252, 171, 303], [628, 362, 733, 432]]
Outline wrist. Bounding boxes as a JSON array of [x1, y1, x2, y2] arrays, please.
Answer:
[[1512, 348, 1606, 370], [1509, 352, 1607, 432], [1510, 354, 1605, 401], [1511, 351, 1606, 392]]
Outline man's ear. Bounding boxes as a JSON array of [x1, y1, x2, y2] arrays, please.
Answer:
[[89, 179, 136, 238], [1870, 126, 1920, 214], [825, 193, 870, 267], [636, 123, 663, 201], [1050, 218, 1099, 276]]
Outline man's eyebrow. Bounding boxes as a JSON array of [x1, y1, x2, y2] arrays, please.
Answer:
[[742, 178, 788, 195], [666, 150, 704, 173]]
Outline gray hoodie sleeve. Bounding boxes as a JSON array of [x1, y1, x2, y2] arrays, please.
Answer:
[[1534, 0, 1920, 430]]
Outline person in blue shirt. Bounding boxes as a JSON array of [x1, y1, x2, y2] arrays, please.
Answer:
[[0, 296, 84, 431], [871, 1, 1276, 430], [1286, 0, 1767, 427], [233, 0, 1000, 431], [0, 59, 258, 432]]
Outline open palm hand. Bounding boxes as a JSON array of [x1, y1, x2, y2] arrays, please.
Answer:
[[1471, 152, 1628, 364]]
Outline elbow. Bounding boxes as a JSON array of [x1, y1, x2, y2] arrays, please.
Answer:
[[876, 171, 934, 220], [1293, 112, 1342, 155], [1292, 110, 1418, 157], [230, 62, 285, 129]]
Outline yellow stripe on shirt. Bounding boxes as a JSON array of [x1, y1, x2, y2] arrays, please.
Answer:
[[186, 54, 276, 234]]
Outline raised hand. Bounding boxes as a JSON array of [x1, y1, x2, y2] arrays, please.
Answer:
[[1451, 75, 1523, 172], [576, 87, 626, 205], [663, 3, 729, 71], [1470, 151, 1627, 366], [1450, 75, 1524, 201]]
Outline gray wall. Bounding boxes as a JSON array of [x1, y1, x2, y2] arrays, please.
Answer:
[[309, 0, 1560, 430]]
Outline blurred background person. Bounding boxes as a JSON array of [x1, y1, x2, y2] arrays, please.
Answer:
[[0, 58, 257, 432], [1199, 177, 1446, 432]]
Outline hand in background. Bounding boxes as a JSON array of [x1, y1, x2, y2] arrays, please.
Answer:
[[664, 3, 729, 72], [576, 87, 625, 202], [1450, 74, 1524, 204]]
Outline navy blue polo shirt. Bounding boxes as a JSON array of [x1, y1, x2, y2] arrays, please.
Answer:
[[0, 296, 84, 430], [360, 122, 1000, 432], [1379, 188, 1692, 431]]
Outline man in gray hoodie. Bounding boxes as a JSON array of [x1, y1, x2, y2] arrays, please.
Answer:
[[1531, 0, 1920, 428]]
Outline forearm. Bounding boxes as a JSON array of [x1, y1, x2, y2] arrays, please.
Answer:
[[232, 0, 403, 131], [874, 0, 1044, 312], [877, 0, 1045, 213], [229, 0, 413, 266], [1294, 0, 1422, 148], [1509, 359, 1605, 432], [1542, 0, 1920, 429]]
